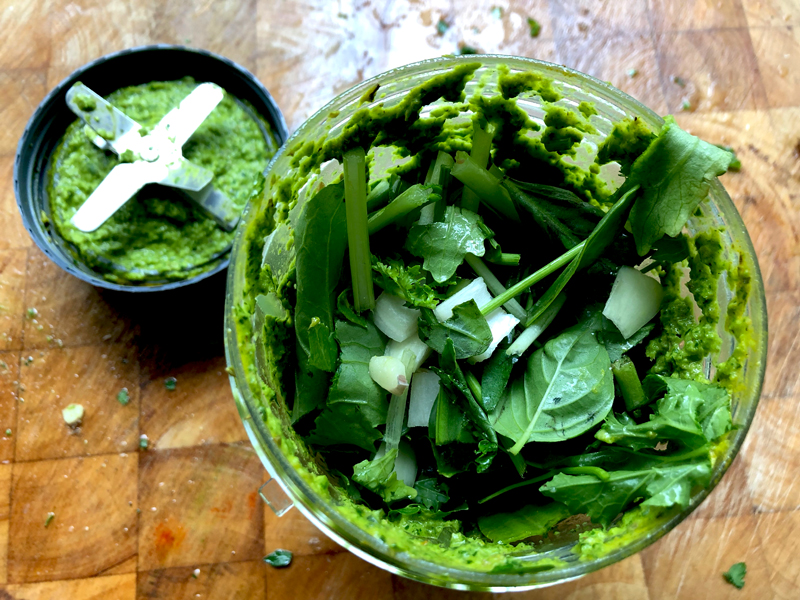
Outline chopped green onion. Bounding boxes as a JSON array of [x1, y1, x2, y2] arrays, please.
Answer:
[[461, 122, 494, 212], [507, 292, 566, 356], [367, 184, 440, 234], [464, 254, 527, 321], [343, 147, 376, 312], [612, 356, 647, 412], [451, 151, 519, 220]]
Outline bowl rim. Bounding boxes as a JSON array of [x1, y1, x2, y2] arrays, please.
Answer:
[[224, 54, 768, 591], [14, 43, 289, 293]]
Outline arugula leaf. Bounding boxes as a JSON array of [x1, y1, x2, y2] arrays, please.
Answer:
[[540, 455, 712, 526], [480, 340, 515, 412], [723, 562, 746, 589], [293, 183, 348, 420], [327, 320, 388, 426], [641, 234, 691, 273], [504, 178, 602, 250], [406, 205, 487, 282], [353, 448, 417, 504], [478, 502, 570, 543], [337, 289, 370, 329], [628, 116, 733, 255], [431, 339, 498, 471], [372, 256, 439, 309], [491, 317, 614, 453], [413, 477, 450, 511], [307, 404, 382, 451], [418, 301, 492, 359], [307, 319, 337, 371], [597, 319, 655, 363], [596, 377, 731, 450]]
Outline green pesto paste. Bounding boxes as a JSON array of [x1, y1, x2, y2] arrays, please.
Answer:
[[234, 62, 754, 576], [48, 78, 278, 283]]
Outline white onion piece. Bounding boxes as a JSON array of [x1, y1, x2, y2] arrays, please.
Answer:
[[408, 370, 440, 427], [434, 278, 492, 321], [369, 356, 409, 395], [373, 292, 420, 342], [385, 331, 431, 373], [472, 311, 520, 362], [603, 266, 664, 339], [395, 440, 417, 487]]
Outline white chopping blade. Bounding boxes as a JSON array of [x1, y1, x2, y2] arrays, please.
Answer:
[[65, 82, 241, 232]]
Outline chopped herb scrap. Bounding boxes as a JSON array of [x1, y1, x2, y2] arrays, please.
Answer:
[[527, 17, 541, 37], [45, 512, 55, 527], [723, 562, 746, 589], [436, 18, 449, 35], [117, 388, 130, 405], [264, 549, 293, 568], [164, 377, 177, 391]]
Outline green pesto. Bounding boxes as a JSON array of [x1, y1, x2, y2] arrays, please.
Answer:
[[715, 253, 754, 389], [595, 117, 657, 176], [236, 62, 751, 576], [73, 93, 96, 112], [48, 78, 277, 284]]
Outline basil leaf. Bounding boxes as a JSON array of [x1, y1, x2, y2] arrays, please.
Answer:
[[628, 116, 733, 255], [478, 502, 570, 543], [406, 205, 487, 282], [490, 317, 614, 452], [326, 320, 388, 426], [293, 182, 348, 420], [418, 301, 492, 359]]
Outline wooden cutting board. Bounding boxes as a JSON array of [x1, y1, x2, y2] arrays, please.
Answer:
[[0, 0, 797, 598]]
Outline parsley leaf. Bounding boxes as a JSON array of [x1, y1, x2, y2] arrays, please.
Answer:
[[723, 562, 746, 589], [353, 448, 417, 504], [372, 256, 439, 309]]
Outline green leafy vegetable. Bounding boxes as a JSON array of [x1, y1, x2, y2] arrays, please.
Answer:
[[307, 404, 383, 451], [628, 116, 733, 255], [343, 146, 376, 312], [372, 256, 439, 309], [406, 205, 487, 282], [641, 234, 691, 273], [336, 289, 370, 329], [432, 387, 476, 445], [490, 316, 614, 453], [307, 319, 337, 371], [264, 549, 293, 568], [353, 448, 417, 503], [293, 183, 348, 421], [418, 301, 492, 359], [723, 562, 746, 589], [478, 502, 569, 543], [480, 341, 515, 412], [598, 320, 655, 363], [413, 477, 450, 511]]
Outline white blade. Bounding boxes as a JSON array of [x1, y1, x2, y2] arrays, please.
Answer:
[[151, 82, 224, 148], [70, 162, 165, 232]]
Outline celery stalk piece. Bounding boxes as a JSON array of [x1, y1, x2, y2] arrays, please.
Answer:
[[367, 184, 440, 234], [612, 355, 647, 412], [343, 147, 376, 312], [420, 152, 454, 224], [451, 151, 520, 221], [461, 122, 493, 212], [506, 292, 566, 357], [464, 254, 526, 321]]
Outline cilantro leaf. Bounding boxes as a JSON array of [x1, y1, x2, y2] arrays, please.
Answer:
[[723, 562, 746, 589], [628, 116, 733, 255], [406, 206, 487, 282], [353, 448, 417, 504], [372, 256, 439, 309], [418, 300, 492, 359]]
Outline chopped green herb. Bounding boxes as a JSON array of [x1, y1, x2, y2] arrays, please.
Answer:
[[436, 18, 449, 35], [715, 144, 741, 171], [45, 512, 55, 527], [681, 100, 692, 111], [5, 429, 10, 436], [527, 17, 541, 37], [26, 308, 38, 319], [24, 356, 33, 366], [458, 45, 479, 55], [672, 75, 687, 87], [139, 434, 149, 450], [627, 68, 638, 77], [62, 403, 84, 427], [723, 562, 746, 589], [0, 361, 6, 370], [491, 6, 503, 19], [263, 549, 293, 568], [164, 377, 177, 391], [117, 388, 130, 406]]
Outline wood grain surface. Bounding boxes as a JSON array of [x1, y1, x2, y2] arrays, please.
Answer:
[[0, 0, 798, 598]]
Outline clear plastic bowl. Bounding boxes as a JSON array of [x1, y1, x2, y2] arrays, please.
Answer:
[[224, 55, 767, 591]]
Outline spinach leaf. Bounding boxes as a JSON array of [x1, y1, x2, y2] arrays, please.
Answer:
[[431, 339, 498, 471], [372, 256, 439, 309], [598, 319, 655, 363], [478, 502, 570, 543], [504, 178, 602, 250], [336, 289, 370, 329], [540, 455, 712, 526], [526, 183, 639, 325], [480, 340, 515, 412], [293, 183, 348, 420], [406, 205, 487, 282], [418, 301, 492, 359], [640, 234, 691, 273], [413, 477, 450, 511], [490, 317, 614, 453], [327, 320, 388, 426], [307, 320, 337, 371], [352, 448, 417, 504], [628, 116, 733, 255], [596, 377, 731, 450], [307, 404, 382, 451]]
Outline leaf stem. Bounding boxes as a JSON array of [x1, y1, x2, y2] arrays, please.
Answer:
[[451, 151, 520, 221], [367, 184, 441, 234], [478, 471, 556, 504], [343, 147, 376, 312], [465, 254, 527, 321], [461, 121, 493, 213]]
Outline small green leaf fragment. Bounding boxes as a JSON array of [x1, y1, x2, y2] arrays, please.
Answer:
[[264, 549, 293, 568], [627, 68, 638, 77], [681, 100, 692, 111], [164, 377, 177, 391], [5, 429, 11, 436], [458, 45, 479, 55], [26, 308, 38, 319], [117, 388, 130, 406], [45, 512, 55, 528], [527, 17, 541, 37], [672, 75, 687, 87], [436, 18, 449, 35], [139, 434, 149, 450], [723, 562, 746, 589]]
